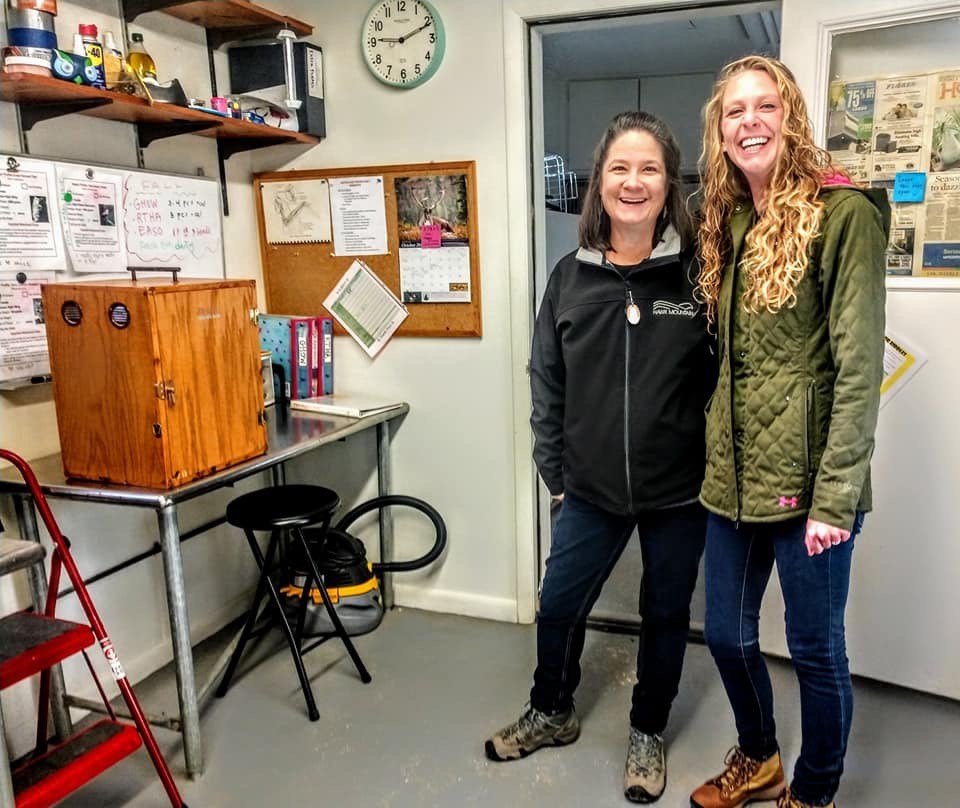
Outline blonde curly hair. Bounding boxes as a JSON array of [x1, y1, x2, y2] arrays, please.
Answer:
[[697, 55, 843, 325]]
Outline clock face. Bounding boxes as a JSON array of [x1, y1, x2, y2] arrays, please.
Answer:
[[361, 0, 445, 89]]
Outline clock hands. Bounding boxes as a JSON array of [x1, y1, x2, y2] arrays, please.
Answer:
[[398, 18, 432, 42], [377, 18, 432, 45]]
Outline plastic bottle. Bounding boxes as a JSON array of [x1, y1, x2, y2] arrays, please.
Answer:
[[126, 32, 158, 85], [102, 31, 124, 88], [78, 23, 106, 89]]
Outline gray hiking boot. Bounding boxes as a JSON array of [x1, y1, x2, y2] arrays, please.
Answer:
[[484, 704, 580, 761], [624, 728, 665, 803]]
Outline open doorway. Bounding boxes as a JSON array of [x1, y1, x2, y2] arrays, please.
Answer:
[[530, 2, 781, 630]]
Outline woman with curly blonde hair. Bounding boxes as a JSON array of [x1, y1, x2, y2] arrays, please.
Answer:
[[689, 56, 889, 808]]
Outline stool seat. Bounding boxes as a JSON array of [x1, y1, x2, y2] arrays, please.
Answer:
[[226, 485, 340, 531]]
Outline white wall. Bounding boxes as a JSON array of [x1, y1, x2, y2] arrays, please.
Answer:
[[0, 0, 523, 757], [262, 0, 520, 622]]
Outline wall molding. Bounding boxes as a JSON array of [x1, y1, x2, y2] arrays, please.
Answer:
[[393, 582, 521, 624]]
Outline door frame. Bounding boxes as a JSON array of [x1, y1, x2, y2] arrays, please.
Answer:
[[503, 0, 776, 621]]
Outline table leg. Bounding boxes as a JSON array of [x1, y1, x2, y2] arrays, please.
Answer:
[[377, 421, 394, 609], [156, 502, 202, 779], [13, 494, 73, 742]]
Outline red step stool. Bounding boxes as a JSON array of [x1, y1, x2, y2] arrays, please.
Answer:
[[0, 449, 186, 807]]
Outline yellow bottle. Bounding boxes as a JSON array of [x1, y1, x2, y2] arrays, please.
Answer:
[[102, 31, 124, 88], [126, 32, 158, 84]]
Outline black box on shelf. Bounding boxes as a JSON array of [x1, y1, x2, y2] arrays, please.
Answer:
[[228, 41, 325, 138]]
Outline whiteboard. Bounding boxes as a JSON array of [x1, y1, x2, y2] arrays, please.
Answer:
[[0, 154, 225, 388], [0, 154, 225, 279], [122, 171, 223, 272]]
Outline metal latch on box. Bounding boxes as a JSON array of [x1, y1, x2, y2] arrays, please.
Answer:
[[154, 380, 176, 406]]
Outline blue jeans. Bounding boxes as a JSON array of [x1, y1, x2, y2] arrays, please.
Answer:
[[704, 512, 863, 806], [531, 492, 705, 735]]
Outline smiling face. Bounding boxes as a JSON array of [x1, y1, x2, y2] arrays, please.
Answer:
[[720, 69, 785, 205], [600, 129, 667, 245]]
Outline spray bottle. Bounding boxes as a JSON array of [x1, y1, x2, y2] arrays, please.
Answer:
[[77, 23, 106, 89]]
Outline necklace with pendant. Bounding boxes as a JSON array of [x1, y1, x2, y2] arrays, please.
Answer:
[[625, 289, 641, 325]]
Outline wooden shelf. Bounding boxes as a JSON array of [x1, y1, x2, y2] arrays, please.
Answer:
[[124, 0, 312, 47], [0, 73, 319, 150], [3, 1, 318, 214]]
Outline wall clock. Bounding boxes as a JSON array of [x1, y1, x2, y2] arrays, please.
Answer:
[[361, 0, 445, 89]]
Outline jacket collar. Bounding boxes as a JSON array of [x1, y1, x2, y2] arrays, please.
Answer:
[[575, 224, 683, 268]]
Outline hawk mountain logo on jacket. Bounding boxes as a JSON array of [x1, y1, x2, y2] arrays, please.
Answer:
[[652, 300, 696, 317]]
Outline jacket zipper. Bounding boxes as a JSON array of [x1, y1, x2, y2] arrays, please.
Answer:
[[727, 226, 743, 523], [803, 382, 814, 486], [623, 281, 634, 511]]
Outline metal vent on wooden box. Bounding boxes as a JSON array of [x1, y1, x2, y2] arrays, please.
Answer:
[[60, 301, 82, 326], [108, 303, 130, 329]]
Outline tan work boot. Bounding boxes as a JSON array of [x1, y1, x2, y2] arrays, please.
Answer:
[[776, 788, 835, 808], [690, 747, 786, 808], [484, 704, 580, 761], [624, 728, 665, 803]]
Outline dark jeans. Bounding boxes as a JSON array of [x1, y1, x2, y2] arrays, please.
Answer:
[[703, 512, 863, 806], [531, 492, 706, 735]]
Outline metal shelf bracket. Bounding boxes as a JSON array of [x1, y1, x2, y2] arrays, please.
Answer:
[[18, 99, 113, 132]]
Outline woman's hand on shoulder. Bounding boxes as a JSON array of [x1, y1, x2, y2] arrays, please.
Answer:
[[804, 518, 851, 557]]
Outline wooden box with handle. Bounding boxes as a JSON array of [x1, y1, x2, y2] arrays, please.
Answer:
[[41, 278, 267, 488]]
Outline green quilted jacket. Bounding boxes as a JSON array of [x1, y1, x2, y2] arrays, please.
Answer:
[[699, 185, 889, 529]]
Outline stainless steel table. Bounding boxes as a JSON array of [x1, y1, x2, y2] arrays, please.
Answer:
[[0, 405, 408, 778]]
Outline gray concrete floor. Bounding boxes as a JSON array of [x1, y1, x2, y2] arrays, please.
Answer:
[[56, 608, 960, 807]]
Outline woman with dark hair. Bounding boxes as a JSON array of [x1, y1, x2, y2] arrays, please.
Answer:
[[484, 111, 715, 804], [689, 55, 887, 808]]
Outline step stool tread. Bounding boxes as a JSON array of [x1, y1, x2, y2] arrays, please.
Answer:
[[0, 612, 95, 689], [12, 718, 142, 808]]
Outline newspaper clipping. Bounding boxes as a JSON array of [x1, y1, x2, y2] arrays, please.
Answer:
[[828, 67, 960, 277], [826, 79, 875, 183]]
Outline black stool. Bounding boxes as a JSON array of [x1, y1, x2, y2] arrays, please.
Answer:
[[216, 485, 372, 721]]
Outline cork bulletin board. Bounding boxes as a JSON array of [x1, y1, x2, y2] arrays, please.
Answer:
[[253, 160, 481, 337]]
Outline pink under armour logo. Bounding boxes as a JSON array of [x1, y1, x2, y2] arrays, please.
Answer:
[[778, 496, 798, 508]]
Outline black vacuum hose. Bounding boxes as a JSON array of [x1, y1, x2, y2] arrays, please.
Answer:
[[333, 494, 447, 574]]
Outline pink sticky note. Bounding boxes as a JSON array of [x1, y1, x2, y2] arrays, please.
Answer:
[[420, 224, 442, 248]]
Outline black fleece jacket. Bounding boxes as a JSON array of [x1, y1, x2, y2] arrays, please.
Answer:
[[530, 227, 715, 516]]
